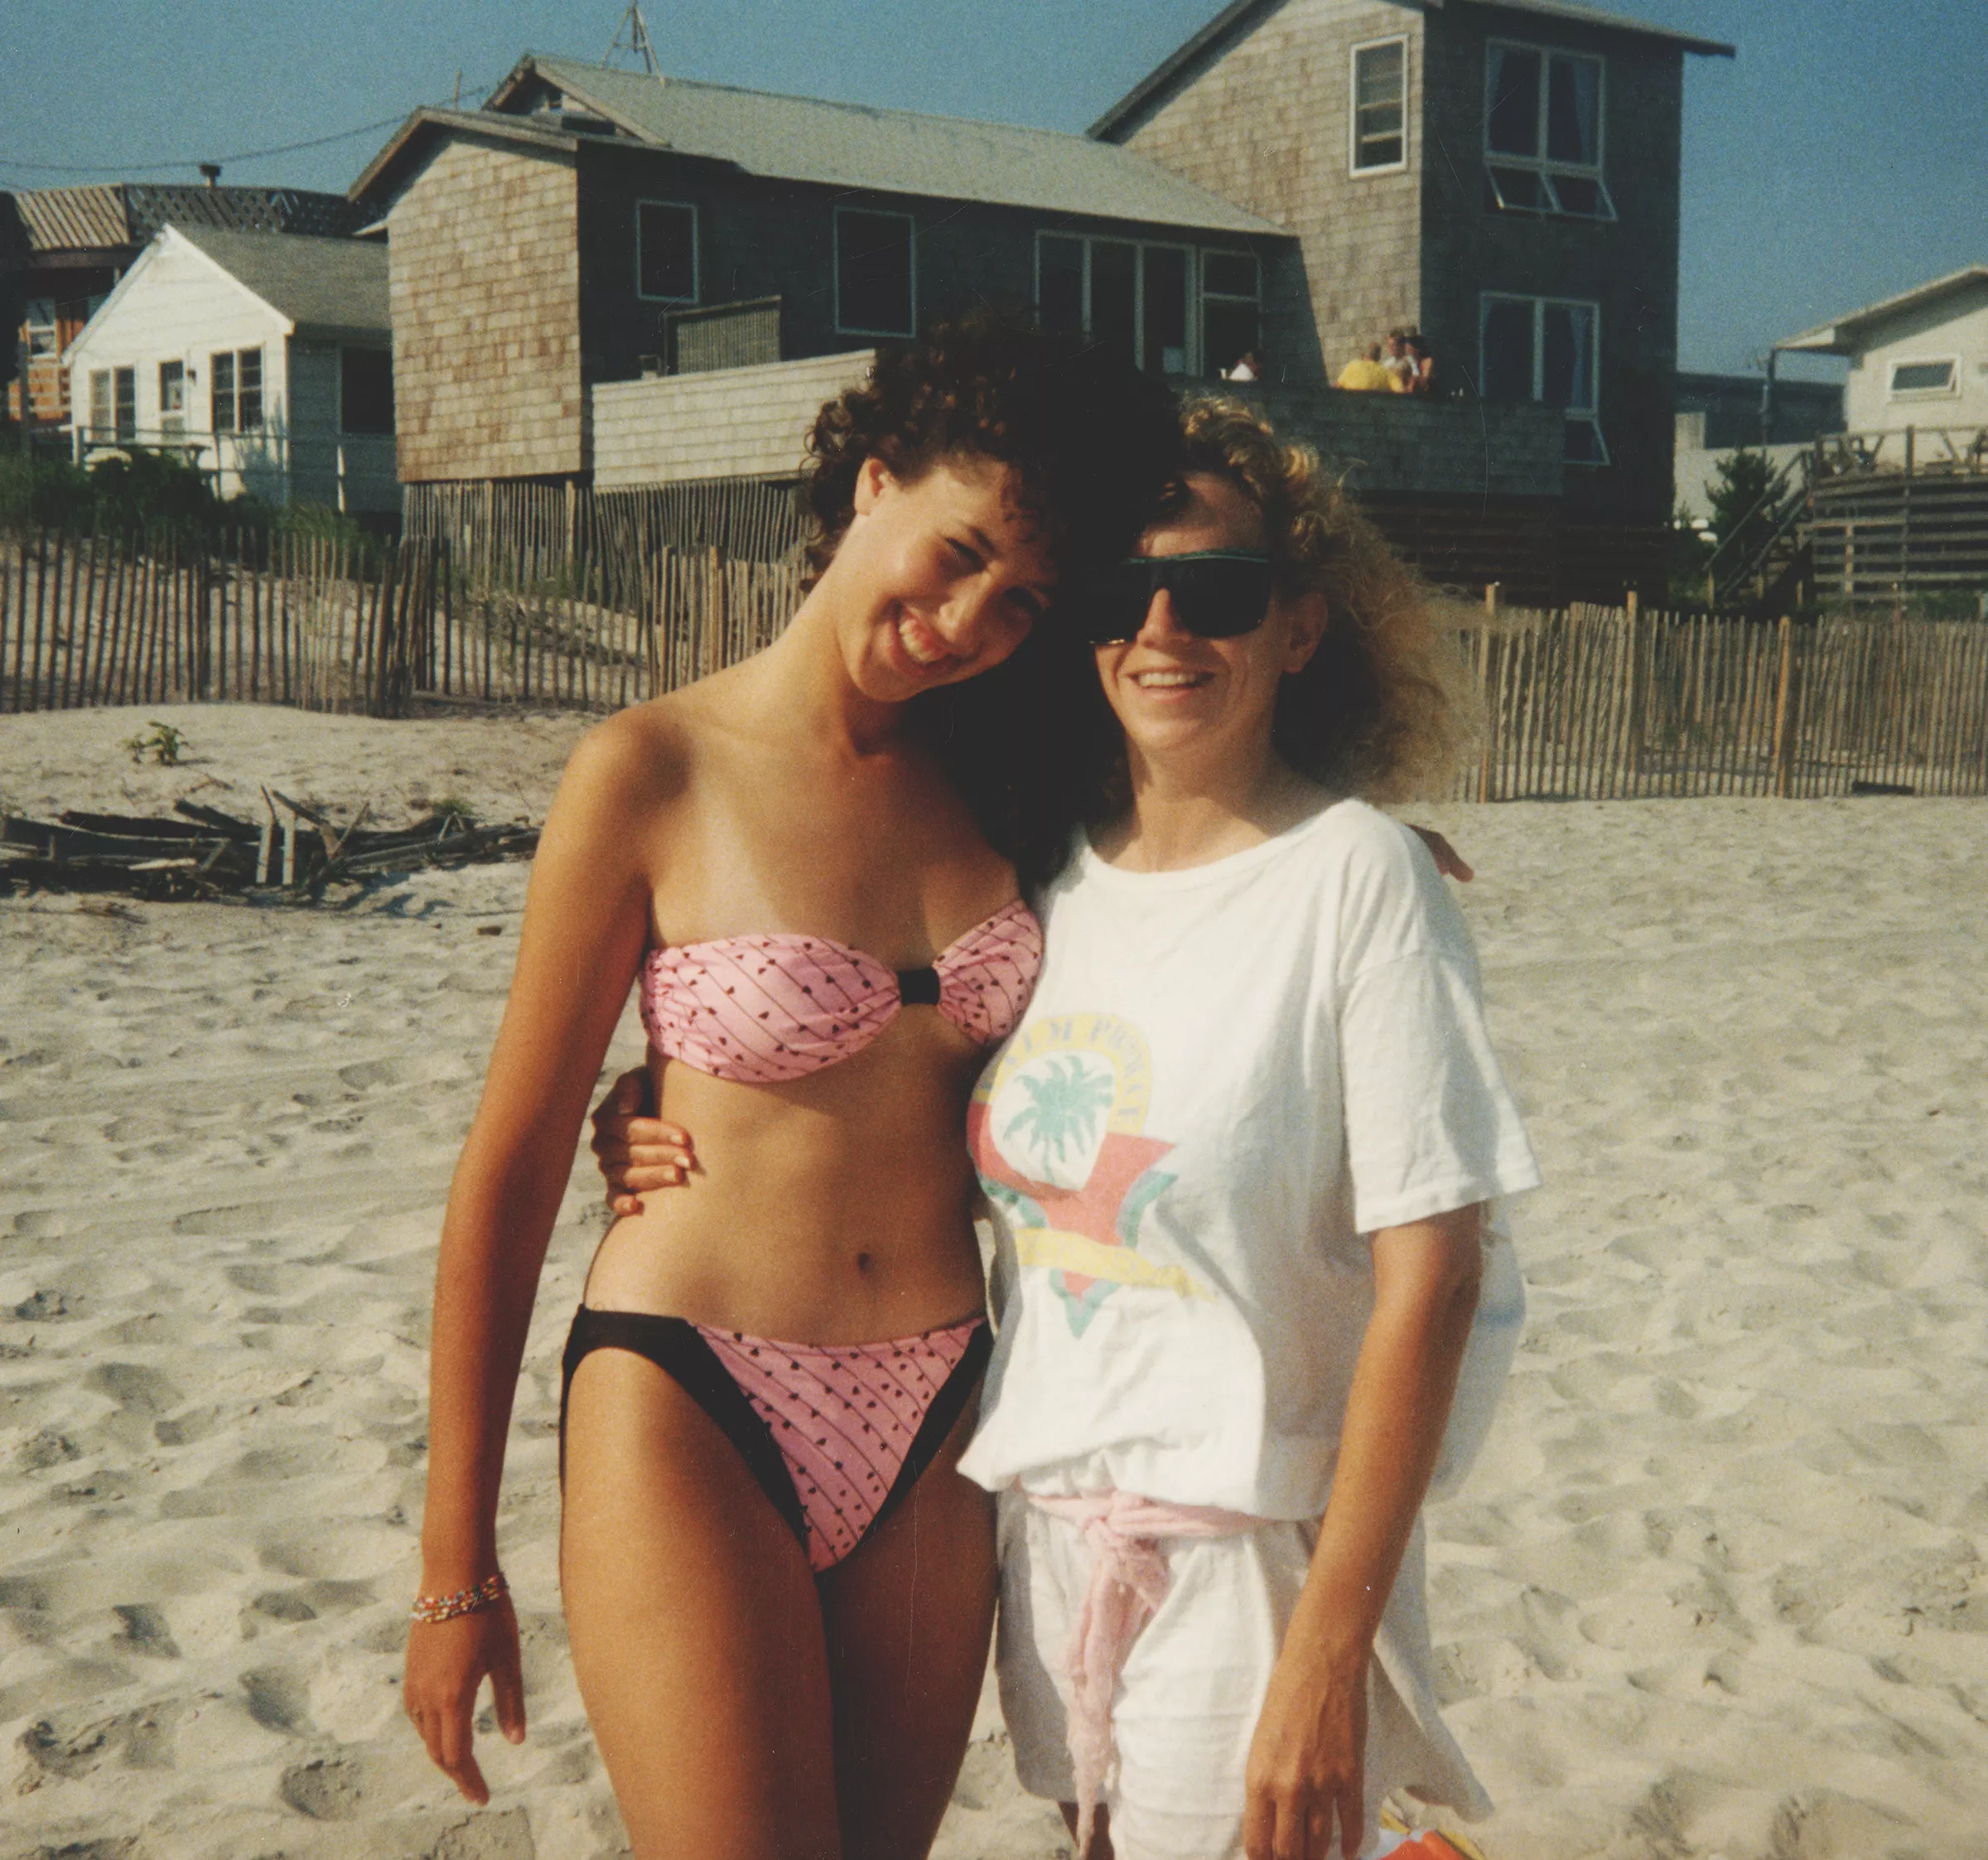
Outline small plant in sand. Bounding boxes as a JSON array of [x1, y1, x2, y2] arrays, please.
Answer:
[[123, 721, 185, 766]]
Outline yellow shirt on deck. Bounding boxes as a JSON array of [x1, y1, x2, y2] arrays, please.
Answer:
[[1334, 356, 1394, 391]]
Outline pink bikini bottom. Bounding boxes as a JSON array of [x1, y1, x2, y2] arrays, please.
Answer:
[[560, 1305, 991, 1573]]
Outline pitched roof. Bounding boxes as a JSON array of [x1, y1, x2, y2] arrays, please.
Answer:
[[172, 225, 390, 338], [1, 184, 363, 260], [1778, 265, 1988, 355], [354, 55, 1284, 238], [1090, 0, 1734, 140]]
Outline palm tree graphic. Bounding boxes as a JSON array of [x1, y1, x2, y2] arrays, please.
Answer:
[[1002, 1056, 1114, 1168]]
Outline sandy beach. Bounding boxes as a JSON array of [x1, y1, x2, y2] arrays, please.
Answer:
[[2, 703, 1985, 1860]]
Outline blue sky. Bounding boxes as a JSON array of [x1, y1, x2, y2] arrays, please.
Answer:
[[1, 0, 1978, 377]]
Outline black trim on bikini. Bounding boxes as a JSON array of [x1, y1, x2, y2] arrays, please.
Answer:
[[866, 1319, 993, 1541], [558, 1306, 992, 1570], [560, 1307, 808, 1550], [895, 965, 941, 1007]]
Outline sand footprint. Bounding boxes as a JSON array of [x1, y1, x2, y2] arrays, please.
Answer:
[[241, 1664, 313, 1734], [278, 1753, 363, 1819], [17, 1703, 184, 1788], [112, 1603, 180, 1660]]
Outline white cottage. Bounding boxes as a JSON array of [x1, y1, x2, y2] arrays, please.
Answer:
[[62, 224, 398, 515], [1779, 264, 1988, 447]]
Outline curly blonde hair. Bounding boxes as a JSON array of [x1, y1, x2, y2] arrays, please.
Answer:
[[1174, 396, 1476, 801]]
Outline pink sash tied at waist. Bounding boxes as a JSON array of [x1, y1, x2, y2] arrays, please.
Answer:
[[1027, 1489, 1274, 1854]]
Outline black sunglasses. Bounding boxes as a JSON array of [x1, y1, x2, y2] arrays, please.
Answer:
[[1078, 551, 1276, 646]]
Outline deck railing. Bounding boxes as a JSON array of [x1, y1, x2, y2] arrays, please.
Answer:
[[1805, 425, 1988, 603]]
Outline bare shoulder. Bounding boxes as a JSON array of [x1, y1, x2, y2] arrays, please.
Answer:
[[555, 698, 694, 819]]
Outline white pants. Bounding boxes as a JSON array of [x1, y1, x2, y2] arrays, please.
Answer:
[[996, 1491, 1387, 1860]]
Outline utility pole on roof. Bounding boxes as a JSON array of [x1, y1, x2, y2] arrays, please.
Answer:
[[603, 3, 659, 75]]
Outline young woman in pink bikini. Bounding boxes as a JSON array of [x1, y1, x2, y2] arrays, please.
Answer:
[[400, 320, 1180, 1858], [596, 401, 1534, 1860]]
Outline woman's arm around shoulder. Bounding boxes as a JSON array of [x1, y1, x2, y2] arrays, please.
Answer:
[[405, 707, 685, 1804]]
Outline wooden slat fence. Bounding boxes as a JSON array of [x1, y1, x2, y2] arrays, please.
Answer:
[[6, 524, 1983, 800], [1466, 604, 1988, 799], [427, 544, 798, 708], [0, 525, 800, 718], [403, 476, 808, 590]]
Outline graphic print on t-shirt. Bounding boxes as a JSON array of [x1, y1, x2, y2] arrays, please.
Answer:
[[968, 1012, 1201, 1336]]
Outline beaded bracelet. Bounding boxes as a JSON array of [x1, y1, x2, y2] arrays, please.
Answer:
[[409, 1571, 508, 1624]]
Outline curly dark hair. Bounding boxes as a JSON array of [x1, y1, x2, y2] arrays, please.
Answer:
[[802, 315, 1180, 590], [800, 316, 1182, 887]]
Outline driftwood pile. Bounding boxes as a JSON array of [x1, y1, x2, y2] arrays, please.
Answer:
[[0, 793, 538, 902]]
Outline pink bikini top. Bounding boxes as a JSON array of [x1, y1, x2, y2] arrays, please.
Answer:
[[639, 897, 1043, 1084]]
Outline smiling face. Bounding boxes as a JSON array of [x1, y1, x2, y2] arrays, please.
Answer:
[[1093, 471, 1327, 775], [824, 452, 1058, 703]]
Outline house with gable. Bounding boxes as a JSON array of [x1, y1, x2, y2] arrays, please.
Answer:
[[350, 0, 1730, 597], [1778, 265, 1988, 445], [2, 182, 366, 442], [63, 225, 397, 514], [348, 57, 1291, 495]]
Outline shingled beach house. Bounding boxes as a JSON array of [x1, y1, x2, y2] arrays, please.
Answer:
[[344, 0, 1731, 601]]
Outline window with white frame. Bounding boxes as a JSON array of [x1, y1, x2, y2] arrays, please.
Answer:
[[1484, 41, 1614, 220], [210, 347, 263, 433], [1481, 293, 1606, 463], [159, 360, 186, 441], [89, 366, 136, 443], [635, 200, 698, 302], [1888, 357, 1959, 399], [835, 208, 915, 337], [24, 297, 58, 358], [1350, 38, 1407, 174], [1037, 233, 1222, 376]]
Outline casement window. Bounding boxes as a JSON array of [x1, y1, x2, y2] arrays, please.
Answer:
[[210, 347, 263, 433], [1481, 293, 1607, 464], [159, 360, 186, 441], [340, 347, 395, 434], [1201, 251, 1262, 378], [1888, 357, 1959, 399], [1484, 41, 1615, 221], [835, 208, 915, 337], [635, 200, 698, 302], [1350, 38, 1408, 175], [24, 297, 58, 358], [1036, 233, 1211, 376]]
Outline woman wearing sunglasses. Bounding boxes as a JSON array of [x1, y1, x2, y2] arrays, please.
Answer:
[[596, 397, 1537, 1859], [963, 399, 1537, 1860], [400, 319, 1181, 1860]]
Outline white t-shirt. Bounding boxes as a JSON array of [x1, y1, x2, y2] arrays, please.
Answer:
[[958, 799, 1542, 1518]]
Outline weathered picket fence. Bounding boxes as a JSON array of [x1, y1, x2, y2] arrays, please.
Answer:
[[1468, 601, 1988, 799], [4, 526, 1984, 800], [0, 527, 802, 717]]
